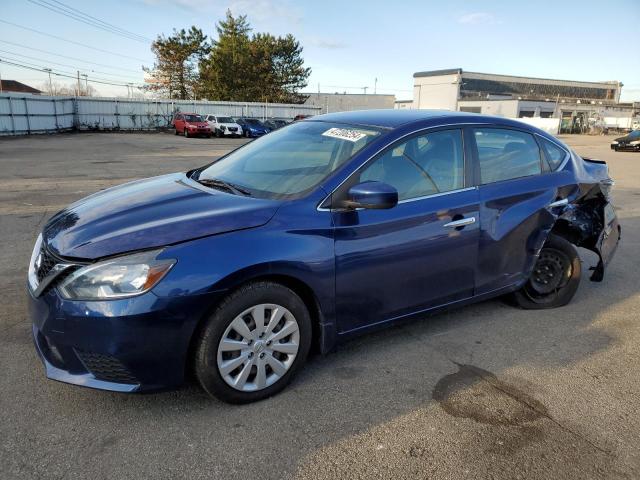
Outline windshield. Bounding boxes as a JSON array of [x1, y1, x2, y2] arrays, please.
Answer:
[[185, 115, 203, 122], [195, 121, 383, 199], [629, 130, 640, 139], [217, 117, 234, 123], [246, 119, 263, 125]]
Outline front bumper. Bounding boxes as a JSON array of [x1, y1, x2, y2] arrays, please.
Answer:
[[220, 128, 241, 136], [28, 285, 219, 392]]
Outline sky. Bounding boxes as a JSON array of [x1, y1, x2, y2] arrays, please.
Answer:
[[1, 0, 638, 101]]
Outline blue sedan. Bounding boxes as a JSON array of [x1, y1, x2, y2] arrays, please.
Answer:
[[27, 110, 620, 403]]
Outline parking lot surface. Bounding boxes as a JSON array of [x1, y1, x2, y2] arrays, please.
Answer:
[[1, 132, 639, 480]]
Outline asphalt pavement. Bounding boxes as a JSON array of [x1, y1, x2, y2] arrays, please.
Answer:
[[1, 132, 638, 479]]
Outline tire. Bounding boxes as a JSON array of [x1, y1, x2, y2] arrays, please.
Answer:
[[194, 281, 312, 404], [215, 129, 221, 138], [184, 128, 189, 138], [510, 235, 581, 309], [174, 128, 179, 135], [245, 130, 250, 138]]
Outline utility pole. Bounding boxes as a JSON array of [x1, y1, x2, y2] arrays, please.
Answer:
[[127, 83, 133, 99], [1, 64, 4, 93], [374, 78, 377, 95], [44, 68, 53, 95], [363, 86, 368, 94], [76, 70, 80, 96], [81, 74, 88, 96]]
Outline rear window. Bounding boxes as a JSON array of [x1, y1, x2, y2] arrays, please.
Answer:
[[473, 128, 542, 183]]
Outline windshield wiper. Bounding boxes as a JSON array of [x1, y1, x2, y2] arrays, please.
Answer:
[[196, 178, 252, 196]]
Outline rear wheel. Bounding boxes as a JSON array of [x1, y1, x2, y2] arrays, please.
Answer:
[[194, 281, 312, 403], [510, 235, 581, 309]]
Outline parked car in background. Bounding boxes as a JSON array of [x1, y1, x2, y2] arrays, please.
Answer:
[[235, 118, 270, 138], [611, 130, 640, 151], [263, 119, 289, 131], [205, 115, 243, 138], [28, 110, 620, 404], [172, 113, 212, 138]]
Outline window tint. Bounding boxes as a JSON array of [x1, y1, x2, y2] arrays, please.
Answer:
[[473, 128, 541, 183], [540, 138, 567, 170], [359, 129, 464, 201]]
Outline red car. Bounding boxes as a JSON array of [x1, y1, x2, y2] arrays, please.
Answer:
[[172, 113, 212, 138]]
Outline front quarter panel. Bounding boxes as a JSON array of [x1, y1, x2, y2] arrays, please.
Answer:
[[152, 190, 336, 344]]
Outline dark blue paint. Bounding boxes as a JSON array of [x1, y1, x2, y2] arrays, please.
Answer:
[[28, 111, 619, 392]]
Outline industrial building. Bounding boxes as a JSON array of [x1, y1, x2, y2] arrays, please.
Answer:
[[304, 92, 395, 114], [407, 68, 638, 133]]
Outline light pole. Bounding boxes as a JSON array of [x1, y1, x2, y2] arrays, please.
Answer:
[[43, 68, 53, 95], [81, 74, 88, 95]]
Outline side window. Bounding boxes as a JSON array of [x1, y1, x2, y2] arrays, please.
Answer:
[[359, 129, 464, 201], [473, 128, 542, 183], [540, 138, 567, 170]]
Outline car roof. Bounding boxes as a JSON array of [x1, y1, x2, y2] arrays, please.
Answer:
[[307, 109, 478, 128], [305, 109, 541, 130]]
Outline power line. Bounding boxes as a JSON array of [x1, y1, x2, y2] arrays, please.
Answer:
[[0, 57, 145, 88], [0, 49, 142, 81], [0, 19, 148, 63], [27, 0, 152, 43], [0, 52, 142, 84], [0, 39, 143, 74]]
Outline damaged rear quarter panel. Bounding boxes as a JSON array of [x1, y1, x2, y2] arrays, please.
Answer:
[[550, 153, 621, 281]]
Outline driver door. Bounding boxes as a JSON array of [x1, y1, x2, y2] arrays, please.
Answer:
[[333, 128, 479, 333]]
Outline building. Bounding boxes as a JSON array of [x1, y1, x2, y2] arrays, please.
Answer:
[[394, 100, 413, 110], [410, 68, 637, 133], [304, 92, 395, 114], [0, 80, 42, 95]]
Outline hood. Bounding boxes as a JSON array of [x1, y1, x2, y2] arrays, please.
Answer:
[[220, 122, 241, 128], [187, 121, 209, 128], [43, 173, 280, 260]]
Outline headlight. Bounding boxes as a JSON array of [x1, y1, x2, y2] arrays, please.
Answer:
[[611, 141, 619, 145], [630, 140, 640, 146], [58, 250, 175, 300]]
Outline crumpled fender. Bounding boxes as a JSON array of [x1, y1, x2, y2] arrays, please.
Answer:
[[539, 154, 621, 282]]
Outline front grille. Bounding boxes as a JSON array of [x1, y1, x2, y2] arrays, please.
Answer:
[[36, 246, 57, 282], [76, 350, 138, 384], [228, 127, 238, 132]]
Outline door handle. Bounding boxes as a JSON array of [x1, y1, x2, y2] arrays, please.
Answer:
[[444, 216, 476, 228], [548, 198, 569, 208]]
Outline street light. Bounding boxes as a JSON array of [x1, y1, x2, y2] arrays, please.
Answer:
[[80, 74, 88, 95], [43, 68, 53, 95]]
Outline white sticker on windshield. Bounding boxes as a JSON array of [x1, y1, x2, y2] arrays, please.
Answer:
[[322, 127, 368, 143]]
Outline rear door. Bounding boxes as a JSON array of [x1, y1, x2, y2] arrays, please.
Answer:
[[470, 126, 577, 294], [333, 128, 479, 333]]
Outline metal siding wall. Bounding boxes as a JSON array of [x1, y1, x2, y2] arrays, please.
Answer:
[[0, 94, 321, 135]]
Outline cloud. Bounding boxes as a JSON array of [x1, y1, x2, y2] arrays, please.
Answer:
[[457, 12, 496, 25], [308, 38, 348, 50]]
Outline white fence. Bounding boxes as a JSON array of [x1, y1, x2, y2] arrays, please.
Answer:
[[0, 93, 321, 136], [512, 117, 561, 135]]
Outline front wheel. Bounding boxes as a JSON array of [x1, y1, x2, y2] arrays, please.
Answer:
[[510, 235, 581, 309], [194, 281, 312, 403], [184, 128, 189, 138], [244, 130, 250, 138]]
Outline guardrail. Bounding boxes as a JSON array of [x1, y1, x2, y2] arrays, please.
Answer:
[[0, 93, 321, 136]]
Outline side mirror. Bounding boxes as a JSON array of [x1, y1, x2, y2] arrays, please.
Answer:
[[345, 181, 398, 210]]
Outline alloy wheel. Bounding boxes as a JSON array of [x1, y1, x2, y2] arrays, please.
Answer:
[[216, 303, 300, 392]]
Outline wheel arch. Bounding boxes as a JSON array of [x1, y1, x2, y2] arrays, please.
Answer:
[[184, 271, 330, 381]]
